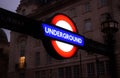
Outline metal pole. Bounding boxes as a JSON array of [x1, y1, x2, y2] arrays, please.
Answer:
[[105, 33, 118, 78], [79, 52, 82, 78]]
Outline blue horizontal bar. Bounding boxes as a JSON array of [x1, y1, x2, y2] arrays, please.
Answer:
[[41, 23, 84, 47]]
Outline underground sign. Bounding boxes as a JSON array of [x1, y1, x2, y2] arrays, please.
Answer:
[[42, 14, 84, 59]]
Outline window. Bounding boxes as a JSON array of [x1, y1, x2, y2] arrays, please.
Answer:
[[58, 65, 81, 78], [41, 70, 46, 78], [34, 40, 41, 47], [19, 40, 26, 56], [35, 52, 40, 66], [19, 72, 25, 78], [19, 56, 26, 69], [58, 68, 65, 78], [47, 54, 52, 64], [48, 69, 53, 78], [84, 2, 91, 12], [99, 0, 108, 7], [97, 61, 105, 75], [68, 8, 77, 18], [65, 67, 72, 78], [73, 65, 80, 78], [105, 60, 110, 74], [35, 71, 40, 78], [87, 63, 95, 78], [100, 13, 109, 22], [83, 19, 92, 33]]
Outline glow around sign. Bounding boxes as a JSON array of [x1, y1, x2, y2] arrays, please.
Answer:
[[42, 23, 84, 47]]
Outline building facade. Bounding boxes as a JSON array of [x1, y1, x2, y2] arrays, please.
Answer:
[[8, 0, 120, 78]]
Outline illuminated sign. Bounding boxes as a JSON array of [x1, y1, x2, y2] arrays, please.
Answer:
[[42, 14, 84, 59], [51, 14, 78, 59], [42, 23, 84, 46]]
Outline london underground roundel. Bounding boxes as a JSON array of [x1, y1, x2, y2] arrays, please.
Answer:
[[50, 14, 78, 59]]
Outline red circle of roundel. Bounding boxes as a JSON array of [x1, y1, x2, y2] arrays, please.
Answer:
[[51, 14, 78, 58]]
